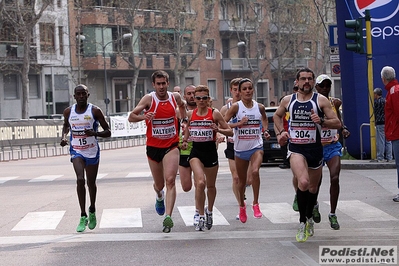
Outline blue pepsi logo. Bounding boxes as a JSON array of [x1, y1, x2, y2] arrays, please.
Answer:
[[355, 0, 399, 22]]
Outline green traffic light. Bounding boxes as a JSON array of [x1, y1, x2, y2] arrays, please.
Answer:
[[344, 18, 364, 54], [344, 19, 360, 29]]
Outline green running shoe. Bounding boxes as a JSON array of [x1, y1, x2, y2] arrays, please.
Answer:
[[88, 211, 97, 230], [76, 216, 88, 232], [162, 215, 174, 233], [306, 218, 314, 237], [329, 214, 340, 230], [296, 222, 308, 243], [292, 195, 299, 212], [312, 204, 321, 223]]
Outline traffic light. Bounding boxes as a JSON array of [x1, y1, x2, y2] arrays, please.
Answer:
[[344, 18, 364, 54]]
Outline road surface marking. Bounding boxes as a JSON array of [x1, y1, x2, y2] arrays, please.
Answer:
[[29, 175, 63, 182], [261, 203, 299, 223], [125, 172, 151, 178], [100, 208, 142, 228], [324, 200, 397, 221], [0, 176, 18, 184], [96, 173, 108, 179], [12, 211, 65, 231], [280, 241, 320, 266], [177, 206, 230, 226]]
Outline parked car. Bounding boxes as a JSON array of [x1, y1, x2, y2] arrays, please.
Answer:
[[262, 107, 284, 163]]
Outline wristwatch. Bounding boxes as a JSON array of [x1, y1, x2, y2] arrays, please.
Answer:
[[320, 117, 325, 126]]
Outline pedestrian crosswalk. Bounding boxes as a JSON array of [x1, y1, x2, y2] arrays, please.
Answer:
[[0, 173, 152, 183], [10, 201, 398, 232], [0, 176, 18, 184], [0, 169, 233, 184]]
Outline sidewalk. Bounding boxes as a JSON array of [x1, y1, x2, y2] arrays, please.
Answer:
[[341, 159, 396, 169]]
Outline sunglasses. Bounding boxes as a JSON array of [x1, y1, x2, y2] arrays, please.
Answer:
[[195, 96, 209, 100]]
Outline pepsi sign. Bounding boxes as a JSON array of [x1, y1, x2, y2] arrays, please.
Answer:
[[336, 0, 399, 158], [354, 0, 399, 22]]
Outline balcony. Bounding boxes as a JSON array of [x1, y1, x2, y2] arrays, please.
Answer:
[[270, 58, 307, 71], [219, 19, 257, 33], [222, 58, 259, 71], [0, 44, 37, 63], [80, 7, 188, 29], [82, 53, 199, 71]]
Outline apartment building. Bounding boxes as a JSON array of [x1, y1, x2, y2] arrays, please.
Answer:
[[0, 0, 71, 119], [0, 0, 332, 118]]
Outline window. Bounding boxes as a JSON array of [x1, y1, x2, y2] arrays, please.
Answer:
[[207, 80, 216, 100], [236, 3, 244, 19], [29, 75, 40, 98], [254, 3, 263, 21], [40, 23, 56, 54], [54, 75, 68, 90], [258, 41, 265, 59], [300, 7, 310, 24], [4, 74, 18, 99], [0, 21, 14, 42], [238, 43, 246, 58], [204, 1, 214, 20], [140, 31, 175, 54], [221, 39, 229, 58], [181, 55, 187, 68], [220, 0, 228, 20], [257, 80, 268, 106], [205, 39, 215, 59], [58, 26, 64, 55], [185, 77, 194, 86], [185, 0, 192, 13]]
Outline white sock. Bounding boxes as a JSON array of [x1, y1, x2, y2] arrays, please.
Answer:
[[156, 190, 164, 200]]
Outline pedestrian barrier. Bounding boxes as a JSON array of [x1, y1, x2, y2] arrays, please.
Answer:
[[0, 118, 146, 162]]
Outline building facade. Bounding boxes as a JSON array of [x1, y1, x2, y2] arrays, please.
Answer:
[[0, 0, 335, 119]]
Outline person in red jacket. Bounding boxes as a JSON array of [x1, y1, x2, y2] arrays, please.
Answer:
[[381, 66, 399, 202]]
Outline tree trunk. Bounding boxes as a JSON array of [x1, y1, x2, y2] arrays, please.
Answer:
[[21, 32, 31, 119]]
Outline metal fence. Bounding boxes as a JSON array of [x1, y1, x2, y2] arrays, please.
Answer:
[[0, 119, 146, 162]]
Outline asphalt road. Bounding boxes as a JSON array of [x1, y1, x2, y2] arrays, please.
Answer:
[[0, 145, 398, 266]]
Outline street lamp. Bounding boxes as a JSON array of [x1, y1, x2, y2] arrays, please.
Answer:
[[202, 41, 245, 104]]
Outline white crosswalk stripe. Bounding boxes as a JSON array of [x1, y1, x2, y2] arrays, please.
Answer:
[[178, 206, 230, 226], [324, 200, 397, 222], [100, 208, 142, 228], [29, 175, 63, 182], [96, 173, 108, 179], [12, 211, 65, 231], [125, 172, 152, 178], [0, 176, 19, 184], [261, 203, 299, 223]]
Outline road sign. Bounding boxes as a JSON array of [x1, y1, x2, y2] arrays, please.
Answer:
[[331, 63, 341, 77], [329, 24, 338, 46], [330, 55, 340, 62]]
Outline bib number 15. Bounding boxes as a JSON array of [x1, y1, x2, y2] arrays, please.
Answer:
[[78, 138, 87, 145]]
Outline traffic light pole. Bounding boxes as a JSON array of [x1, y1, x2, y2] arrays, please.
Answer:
[[365, 10, 376, 159]]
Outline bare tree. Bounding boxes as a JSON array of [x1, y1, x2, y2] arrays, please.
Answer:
[[0, 0, 52, 118]]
